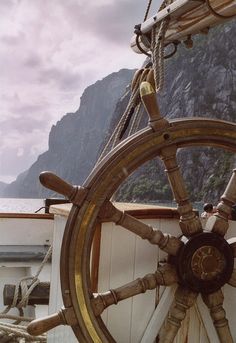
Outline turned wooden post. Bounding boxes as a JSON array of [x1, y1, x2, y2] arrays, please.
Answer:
[[202, 289, 233, 343], [39, 171, 87, 206], [160, 146, 202, 236], [210, 169, 236, 236], [228, 269, 236, 287], [159, 287, 198, 343], [99, 201, 182, 255], [228, 237, 236, 257], [92, 264, 177, 316]]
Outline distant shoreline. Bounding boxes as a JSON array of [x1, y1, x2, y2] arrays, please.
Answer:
[[0, 198, 44, 213]]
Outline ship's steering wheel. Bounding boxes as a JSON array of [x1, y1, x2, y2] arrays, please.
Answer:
[[28, 81, 236, 343]]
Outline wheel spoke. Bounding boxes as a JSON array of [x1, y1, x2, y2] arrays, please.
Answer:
[[228, 268, 236, 287], [228, 237, 236, 257], [91, 264, 177, 316], [209, 170, 236, 236], [158, 286, 198, 343], [160, 145, 202, 237], [98, 201, 183, 255], [201, 289, 233, 343]]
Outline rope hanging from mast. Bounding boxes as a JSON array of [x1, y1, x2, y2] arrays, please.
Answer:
[[96, 0, 172, 163], [151, 17, 170, 93]]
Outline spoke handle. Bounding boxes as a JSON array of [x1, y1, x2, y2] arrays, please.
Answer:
[[27, 307, 77, 336], [221, 169, 236, 204], [39, 171, 87, 206], [212, 170, 236, 236], [140, 81, 169, 130], [27, 312, 64, 336]]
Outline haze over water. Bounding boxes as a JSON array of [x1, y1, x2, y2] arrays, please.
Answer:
[[0, 198, 44, 213]]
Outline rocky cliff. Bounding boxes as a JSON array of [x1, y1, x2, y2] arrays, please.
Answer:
[[115, 21, 236, 204], [0, 181, 7, 196], [3, 69, 135, 198], [3, 21, 236, 203]]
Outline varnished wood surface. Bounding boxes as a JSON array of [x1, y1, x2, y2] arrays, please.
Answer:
[[50, 201, 198, 219], [0, 213, 54, 219], [91, 223, 102, 293], [4, 282, 50, 306]]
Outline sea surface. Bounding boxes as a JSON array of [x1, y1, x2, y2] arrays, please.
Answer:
[[0, 198, 44, 213], [0, 198, 204, 214]]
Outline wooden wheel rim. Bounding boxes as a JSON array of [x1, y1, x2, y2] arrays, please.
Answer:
[[60, 118, 236, 342]]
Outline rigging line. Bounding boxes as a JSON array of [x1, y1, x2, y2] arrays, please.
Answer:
[[118, 107, 135, 139], [114, 67, 152, 143], [151, 17, 170, 93], [128, 103, 144, 136], [144, 0, 153, 21], [112, 86, 141, 146], [97, 66, 151, 163]]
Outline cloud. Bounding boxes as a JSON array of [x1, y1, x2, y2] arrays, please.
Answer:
[[0, 127, 49, 183], [60, 0, 150, 45], [16, 147, 24, 157], [38, 66, 81, 91], [0, 0, 146, 183]]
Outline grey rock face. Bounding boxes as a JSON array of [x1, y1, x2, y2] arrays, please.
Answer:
[[116, 21, 236, 204], [0, 181, 7, 196], [3, 69, 135, 198]]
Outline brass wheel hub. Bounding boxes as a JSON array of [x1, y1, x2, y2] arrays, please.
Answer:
[[175, 232, 234, 293], [191, 245, 225, 280]]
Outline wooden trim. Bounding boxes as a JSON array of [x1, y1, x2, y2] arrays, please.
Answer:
[[0, 245, 52, 262], [125, 208, 180, 219], [91, 222, 102, 292], [0, 213, 54, 220], [4, 282, 50, 306], [101, 207, 199, 221]]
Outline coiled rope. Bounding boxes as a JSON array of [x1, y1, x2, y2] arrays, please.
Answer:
[[0, 246, 52, 342]]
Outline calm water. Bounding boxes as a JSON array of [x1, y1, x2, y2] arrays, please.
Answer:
[[0, 198, 205, 214], [0, 198, 44, 213]]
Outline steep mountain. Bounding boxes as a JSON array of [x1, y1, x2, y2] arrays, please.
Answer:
[[3, 69, 135, 198], [3, 21, 236, 204], [115, 21, 236, 204], [0, 181, 7, 196]]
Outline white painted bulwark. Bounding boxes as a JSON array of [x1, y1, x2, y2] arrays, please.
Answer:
[[0, 216, 53, 246], [0, 214, 54, 335], [48, 203, 236, 342], [47, 213, 78, 343]]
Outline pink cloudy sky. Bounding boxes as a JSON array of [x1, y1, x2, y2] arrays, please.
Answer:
[[0, 0, 157, 183]]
